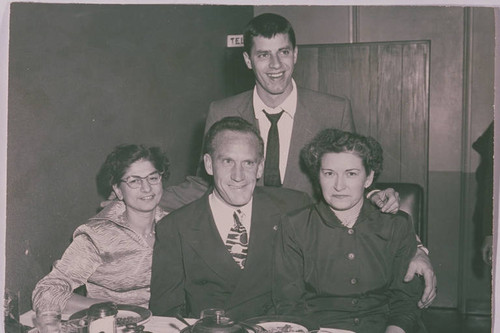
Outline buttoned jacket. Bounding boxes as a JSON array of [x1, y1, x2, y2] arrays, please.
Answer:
[[149, 186, 311, 321]]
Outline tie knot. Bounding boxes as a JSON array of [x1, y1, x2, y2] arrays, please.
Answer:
[[233, 210, 244, 226], [263, 110, 284, 125]]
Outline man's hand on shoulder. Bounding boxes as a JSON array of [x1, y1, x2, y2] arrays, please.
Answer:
[[369, 188, 400, 213], [404, 247, 437, 309]]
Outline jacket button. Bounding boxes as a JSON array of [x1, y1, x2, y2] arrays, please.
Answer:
[[347, 253, 355, 260], [348, 228, 354, 235], [351, 298, 358, 305], [350, 278, 358, 285], [353, 318, 360, 325]]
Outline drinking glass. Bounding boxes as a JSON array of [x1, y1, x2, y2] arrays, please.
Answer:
[[199, 308, 225, 321], [35, 305, 62, 333], [63, 318, 89, 333]]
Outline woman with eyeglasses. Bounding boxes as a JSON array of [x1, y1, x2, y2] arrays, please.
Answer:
[[32, 144, 169, 314]]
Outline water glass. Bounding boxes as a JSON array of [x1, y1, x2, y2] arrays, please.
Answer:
[[63, 318, 89, 333], [36, 306, 62, 333], [199, 308, 225, 321]]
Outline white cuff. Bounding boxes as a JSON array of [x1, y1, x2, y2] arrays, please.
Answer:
[[366, 189, 381, 199], [417, 243, 430, 255]]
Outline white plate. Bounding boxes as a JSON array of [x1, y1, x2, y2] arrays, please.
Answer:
[[244, 315, 317, 333], [69, 304, 152, 328], [258, 321, 308, 333]]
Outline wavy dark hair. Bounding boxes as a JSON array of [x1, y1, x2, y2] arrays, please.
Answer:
[[243, 13, 296, 54], [96, 144, 170, 198], [301, 129, 383, 185], [203, 116, 264, 158]]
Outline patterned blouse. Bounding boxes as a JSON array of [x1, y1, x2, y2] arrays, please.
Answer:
[[32, 201, 168, 310]]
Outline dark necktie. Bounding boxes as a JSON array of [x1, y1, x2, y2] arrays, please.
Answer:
[[263, 110, 284, 187], [225, 210, 248, 269]]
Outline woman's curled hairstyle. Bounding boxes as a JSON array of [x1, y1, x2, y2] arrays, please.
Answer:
[[96, 144, 170, 198], [301, 129, 383, 182]]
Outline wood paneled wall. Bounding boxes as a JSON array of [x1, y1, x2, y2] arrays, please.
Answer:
[[294, 41, 430, 190]]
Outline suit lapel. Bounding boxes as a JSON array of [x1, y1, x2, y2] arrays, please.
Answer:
[[283, 89, 315, 193], [184, 194, 243, 283], [240, 92, 266, 187], [238, 92, 259, 129]]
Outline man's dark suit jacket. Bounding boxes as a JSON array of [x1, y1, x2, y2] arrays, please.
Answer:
[[205, 87, 355, 197], [149, 186, 311, 321]]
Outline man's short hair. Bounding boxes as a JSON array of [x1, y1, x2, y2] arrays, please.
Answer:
[[243, 13, 296, 54], [204, 116, 264, 158]]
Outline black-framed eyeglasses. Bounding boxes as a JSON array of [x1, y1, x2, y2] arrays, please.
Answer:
[[120, 171, 163, 189]]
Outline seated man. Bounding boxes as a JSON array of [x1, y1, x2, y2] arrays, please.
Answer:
[[149, 117, 311, 320]]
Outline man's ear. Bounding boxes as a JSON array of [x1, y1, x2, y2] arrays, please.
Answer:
[[112, 184, 123, 201], [243, 52, 252, 70], [204, 153, 214, 176], [364, 170, 375, 189], [256, 158, 265, 180], [293, 46, 298, 65]]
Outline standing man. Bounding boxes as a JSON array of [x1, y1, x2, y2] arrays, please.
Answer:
[[205, 13, 354, 198], [150, 117, 311, 320]]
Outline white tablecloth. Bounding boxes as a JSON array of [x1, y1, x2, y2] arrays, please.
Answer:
[[20, 311, 354, 333], [20, 310, 197, 333]]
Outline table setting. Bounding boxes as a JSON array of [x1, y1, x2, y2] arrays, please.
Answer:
[[19, 304, 353, 333]]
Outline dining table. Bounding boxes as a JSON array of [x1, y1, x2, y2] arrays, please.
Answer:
[[20, 310, 354, 333]]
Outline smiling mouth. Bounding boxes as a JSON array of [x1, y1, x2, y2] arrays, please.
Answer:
[[267, 72, 285, 79], [228, 184, 247, 190], [140, 195, 155, 200]]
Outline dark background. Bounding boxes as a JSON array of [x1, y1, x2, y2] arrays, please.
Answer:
[[7, 3, 253, 311]]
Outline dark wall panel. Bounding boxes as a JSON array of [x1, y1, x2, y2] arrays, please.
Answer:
[[6, 3, 253, 311]]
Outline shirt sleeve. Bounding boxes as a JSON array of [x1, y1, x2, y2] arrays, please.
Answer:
[[31, 233, 103, 311], [272, 216, 307, 316], [160, 176, 209, 212], [149, 216, 187, 316], [386, 214, 423, 333]]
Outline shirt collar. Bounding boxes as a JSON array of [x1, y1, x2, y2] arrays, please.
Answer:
[[209, 191, 253, 218], [316, 198, 375, 229], [330, 198, 364, 228], [253, 79, 298, 119], [89, 200, 169, 227]]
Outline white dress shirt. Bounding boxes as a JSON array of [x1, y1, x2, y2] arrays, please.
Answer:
[[253, 80, 298, 183], [209, 192, 253, 243]]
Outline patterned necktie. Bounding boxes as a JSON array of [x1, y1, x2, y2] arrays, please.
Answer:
[[225, 209, 248, 269], [263, 110, 284, 187]]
